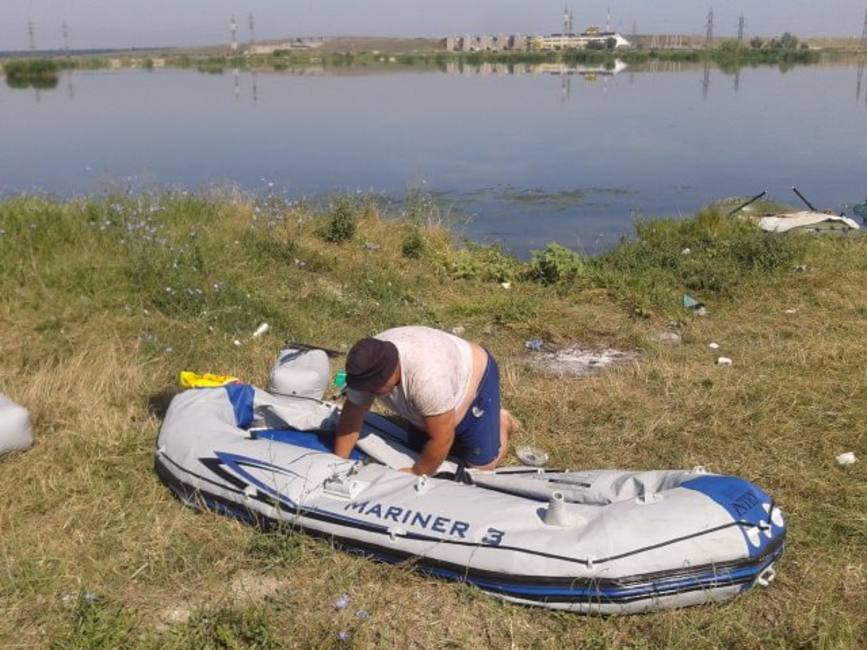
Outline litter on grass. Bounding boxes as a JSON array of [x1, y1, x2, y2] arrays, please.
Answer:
[[650, 330, 682, 345], [683, 294, 708, 316], [516, 446, 550, 467], [525, 345, 639, 377], [836, 452, 857, 467]]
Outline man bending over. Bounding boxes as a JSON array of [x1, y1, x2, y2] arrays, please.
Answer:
[[333, 325, 515, 475]]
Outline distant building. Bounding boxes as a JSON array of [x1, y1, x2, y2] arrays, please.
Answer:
[[444, 29, 629, 53], [246, 39, 323, 55], [446, 33, 529, 52], [530, 28, 631, 51], [509, 34, 528, 51]]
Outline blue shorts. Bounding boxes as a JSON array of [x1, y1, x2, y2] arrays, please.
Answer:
[[451, 353, 502, 466]]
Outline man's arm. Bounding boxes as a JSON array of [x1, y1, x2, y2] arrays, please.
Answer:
[[407, 412, 455, 476], [334, 399, 370, 459]]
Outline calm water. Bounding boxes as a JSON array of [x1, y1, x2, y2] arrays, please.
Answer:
[[2, 62, 866, 255]]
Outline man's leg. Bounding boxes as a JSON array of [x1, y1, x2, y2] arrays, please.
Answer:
[[471, 408, 513, 471]]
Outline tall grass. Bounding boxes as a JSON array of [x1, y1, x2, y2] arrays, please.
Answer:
[[1, 194, 865, 647]]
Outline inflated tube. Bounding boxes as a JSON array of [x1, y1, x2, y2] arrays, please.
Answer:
[[0, 394, 33, 456], [268, 348, 330, 400]]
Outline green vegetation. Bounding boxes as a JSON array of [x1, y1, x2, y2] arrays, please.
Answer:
[[3, 58, 67, 89], [1, 193, 866, 647], [318, 199, 357, 244]]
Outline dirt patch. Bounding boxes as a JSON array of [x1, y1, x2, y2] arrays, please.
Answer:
[[524, 345, 639, 377]]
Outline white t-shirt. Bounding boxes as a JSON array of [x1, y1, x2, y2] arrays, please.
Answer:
[[347, 326, 473, 429]]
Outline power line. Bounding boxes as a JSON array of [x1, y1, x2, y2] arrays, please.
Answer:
[[705, 8, 714, 50], [27, 18, 36, 51]]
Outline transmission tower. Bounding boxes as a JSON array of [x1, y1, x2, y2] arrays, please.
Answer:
[[705, 8, 714, 49], [230, 16, 238, 51], [248, 12, 256, 45], [62, 22, 70, 54], [738, 14, 745, 42], [861, 8, 867, 49], [27, 19, 36, 51]]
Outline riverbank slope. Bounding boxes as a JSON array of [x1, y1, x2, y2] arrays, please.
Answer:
[[0, 195, 864, 647]]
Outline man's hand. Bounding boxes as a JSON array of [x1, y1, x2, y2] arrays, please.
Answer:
[[412, 412, 455, 476]]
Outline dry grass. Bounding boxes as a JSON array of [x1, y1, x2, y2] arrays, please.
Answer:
[[0, 195, 865, 648]]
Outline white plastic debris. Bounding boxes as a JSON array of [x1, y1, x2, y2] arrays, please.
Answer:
[[335, 593, 350, 610], [501, 282, 512, 290], [232, 339, 242, 347], [717, 357, 733, 366], [784, 308, 798, 315], [709, 342, 720, 350], [651, 330, 682, 345], [836, 452, 857, 467], [681, 248, 691, 255], [516, 446, 550, 467], [252, 323, 270, 338]]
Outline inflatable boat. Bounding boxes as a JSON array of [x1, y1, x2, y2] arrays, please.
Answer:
[[0, 394, 33, 456], [155, 380, 785, 614]]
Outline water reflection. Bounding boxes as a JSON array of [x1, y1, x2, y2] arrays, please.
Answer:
[[702, 62, 711, 100], [858, 59, 865, 105], [2, 63, 865, 256], [5, 75, 59, 91]]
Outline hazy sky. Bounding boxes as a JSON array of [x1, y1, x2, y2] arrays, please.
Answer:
[[1, 1, 865, 51]]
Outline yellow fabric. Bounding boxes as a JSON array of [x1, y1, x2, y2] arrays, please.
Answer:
[[179, 371, 240, 388]]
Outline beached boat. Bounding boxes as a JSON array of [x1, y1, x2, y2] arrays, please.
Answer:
[[155, 380, 785, 614]]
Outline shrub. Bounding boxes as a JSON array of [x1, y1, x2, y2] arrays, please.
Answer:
[[591, 208, 806, 309], [401, 227, 425, 259], [528, 243, 586, 285], [319, 201, 356, 244], [433, 243, 521, 283]]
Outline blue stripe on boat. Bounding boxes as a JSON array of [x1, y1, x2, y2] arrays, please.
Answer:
[[224, 384, 255, 428], [255, 428, 366, 461]]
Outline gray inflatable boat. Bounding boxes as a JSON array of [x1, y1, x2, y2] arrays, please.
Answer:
[[155, 380, 785, 614], [0, 394, 33, 456]]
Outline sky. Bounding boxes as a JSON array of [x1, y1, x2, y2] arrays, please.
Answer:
[[0, 1, 865, 51]]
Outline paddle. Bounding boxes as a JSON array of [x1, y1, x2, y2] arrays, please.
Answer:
[[727, 190, 767, 217], [791, 186, 818, 212]]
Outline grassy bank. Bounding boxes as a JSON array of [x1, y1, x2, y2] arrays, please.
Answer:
[[1, 194, 865, 648]]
